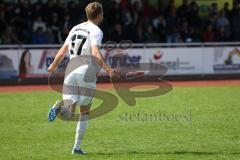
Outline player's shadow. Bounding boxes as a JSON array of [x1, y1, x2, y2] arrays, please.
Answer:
[[89, 150, 240, 155]]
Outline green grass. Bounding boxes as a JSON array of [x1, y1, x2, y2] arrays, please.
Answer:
[[0, 86, 240, 160]]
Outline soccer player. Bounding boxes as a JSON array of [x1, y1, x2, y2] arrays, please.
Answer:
[[47, 2, 118, 155]]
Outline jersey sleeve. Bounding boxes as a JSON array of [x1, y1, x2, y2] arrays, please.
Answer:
[[90, 29, 103, 46]]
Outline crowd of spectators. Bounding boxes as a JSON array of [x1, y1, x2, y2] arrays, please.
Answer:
[[0, 0, 240, 44]]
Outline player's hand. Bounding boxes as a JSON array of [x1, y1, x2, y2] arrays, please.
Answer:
[[108, 68, 120, 79], [48, 64, 57, 73]]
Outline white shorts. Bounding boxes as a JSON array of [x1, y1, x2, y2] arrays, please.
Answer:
[[62, 71, 96, 107]]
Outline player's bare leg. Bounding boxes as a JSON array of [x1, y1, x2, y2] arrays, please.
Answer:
[[48, 100, 77, 122], [72, 105, 91, 155], [57, 101, 77, 120]]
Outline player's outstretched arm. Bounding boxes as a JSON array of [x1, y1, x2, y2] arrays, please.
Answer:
[[48, 44, 68, 73], [92, 45, 119, 78]]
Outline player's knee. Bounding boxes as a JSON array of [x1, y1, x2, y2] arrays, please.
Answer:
[[80, 106, 91, 115], [80, 103, 91, 110], [57, 106, 74, 120], [80, 109, 90, 115]]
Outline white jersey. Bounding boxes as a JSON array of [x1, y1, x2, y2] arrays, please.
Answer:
[[65, 21, 103, 59], [64, 21, 103, 73], [63, 22, 103, 105]]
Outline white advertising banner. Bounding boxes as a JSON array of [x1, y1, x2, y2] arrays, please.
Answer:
[[203, 47, 240, 74], [0, 49, 19, 79], [0, 46, 239, 79], [99, 48, 145, 75], [145, 48, 204, 75], [18, 49, 69, 77], [0, 48, 69, 79], [100, 48, 204, 75]]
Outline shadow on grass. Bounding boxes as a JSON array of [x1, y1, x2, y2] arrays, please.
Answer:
[[87, 151, 240, 156]]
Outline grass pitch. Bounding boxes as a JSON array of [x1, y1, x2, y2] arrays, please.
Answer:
[[0, 86, 240, 160]]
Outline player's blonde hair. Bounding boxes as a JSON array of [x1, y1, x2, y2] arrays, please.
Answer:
[[85, 2, 103, 20]]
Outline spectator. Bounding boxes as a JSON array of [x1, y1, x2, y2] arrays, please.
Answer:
[[46, 28, 55, 44], [216, 10, 230, 34], [231, 1, 240, 16], [111, 23, 125, 43], [188, 1, 201, 28], [33, 16, 47, 32], [177, 0, 190, 19], [18, 0, 31, 20], [144, 25, 158, 43], [223, 2, 231, 20], [0, 1, 239, 44], [233, 0, 240, 5], [216, 27, 229, 42], [41, 0, 56, 24], [0, 11, 7, 34], [152, 15, 166, 42], [120, 0, 129, 9], [121, 7, 133, 26], [11, 2, 32, 43], [166, 7, 178, 42], [231, 9, 240, 41], [179, 19, 192, 42], [131, 0, 143, 10], [48, 13, 61, 43], [0, 2, 3, 12], [209, 3, 218, 17], [190, 27, 201, 42], [134, 25, 145, 43], [68, 1, 81, 25], [62, 14, 72, 29], [142, 0, 154, 18], [203, 24, 216, 42], [153, 15, 166, 30], [55, 0, 65, 21], [32, 27, 48, 44], [208, 13, 218, 30], [166, 27, 181, 43], [131, 1, 143, 25], [121, 5, 135, 41], [32, 2, 43, 20], [2, 26, 19, 44], [107, 1, 120, 28], [165, 0, 176, 17], [5, 2, 16, 24]]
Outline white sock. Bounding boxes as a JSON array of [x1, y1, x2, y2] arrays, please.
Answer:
[[73, 114, 89, 150]]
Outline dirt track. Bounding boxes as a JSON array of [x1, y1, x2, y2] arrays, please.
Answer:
[[0, 80, 240, 93]]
